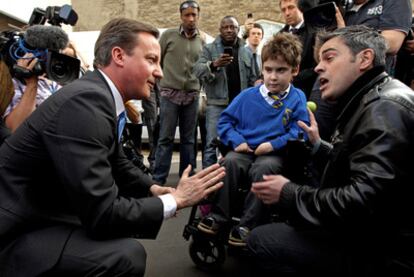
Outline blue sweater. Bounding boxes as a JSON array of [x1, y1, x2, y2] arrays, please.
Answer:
[[217, 85, 309, 150]]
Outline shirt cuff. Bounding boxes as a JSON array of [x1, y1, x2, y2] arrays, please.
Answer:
[[158, 194, 177, 219]]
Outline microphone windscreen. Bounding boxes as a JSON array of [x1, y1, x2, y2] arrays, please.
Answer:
[[24, 25, 69, 51]]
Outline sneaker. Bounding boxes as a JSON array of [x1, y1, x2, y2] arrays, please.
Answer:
[[228, 226, 250, 247], [197, 216, 220, 235]]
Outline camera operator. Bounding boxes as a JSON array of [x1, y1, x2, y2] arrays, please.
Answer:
[[334, 0, 412, 76], [3, 53, 61, 132]]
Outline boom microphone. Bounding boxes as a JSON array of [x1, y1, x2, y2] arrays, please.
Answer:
[[24, 25, 68, 51]]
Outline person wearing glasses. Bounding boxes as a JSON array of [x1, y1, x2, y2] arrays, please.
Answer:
[[152, 0, 205, 185]]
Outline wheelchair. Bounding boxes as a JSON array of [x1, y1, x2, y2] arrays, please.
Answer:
[[182, 134, 313, 272]]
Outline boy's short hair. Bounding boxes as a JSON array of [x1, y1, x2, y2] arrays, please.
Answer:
[[261, 32, 302, 69]]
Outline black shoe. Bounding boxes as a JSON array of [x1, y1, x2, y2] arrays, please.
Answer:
[[228, 226, 250, 247], [197, 216, 220, 235]]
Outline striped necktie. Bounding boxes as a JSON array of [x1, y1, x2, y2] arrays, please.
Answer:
[[117, 111, 126, 143], [268, 91, 287, 109]]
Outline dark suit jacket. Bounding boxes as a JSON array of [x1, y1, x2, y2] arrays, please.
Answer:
[[280, 24, 318, 97], [0, 70, 164, 276]]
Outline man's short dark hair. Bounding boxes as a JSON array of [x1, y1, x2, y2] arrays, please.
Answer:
[[93, 18, 159, 68], [179, 1, 200, 13], [315, 25, 387, 67], [248, 23, 264, 37]]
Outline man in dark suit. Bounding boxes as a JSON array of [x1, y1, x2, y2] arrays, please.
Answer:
[[279, 0, 317, 97], [0, 18, 225, 277]]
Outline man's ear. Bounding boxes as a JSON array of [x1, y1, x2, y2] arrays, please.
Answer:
[[359, 49, 375, 70], [111, 47, 125, 67]]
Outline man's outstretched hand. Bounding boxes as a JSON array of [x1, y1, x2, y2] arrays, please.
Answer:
[[172, 164, 225, 209]]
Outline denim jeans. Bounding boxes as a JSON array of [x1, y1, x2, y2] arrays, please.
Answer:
[[203, 105, 225, 168], [152, 96, 198, 184]]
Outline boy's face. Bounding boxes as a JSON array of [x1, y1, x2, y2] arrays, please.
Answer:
[[262, 56, 298, 93]]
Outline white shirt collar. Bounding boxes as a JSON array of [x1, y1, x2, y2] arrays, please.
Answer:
[[350, 3, 365, 12], [290, 20, 304, 31], [98, 69, 125, 117], [260, 83, 291, 106]]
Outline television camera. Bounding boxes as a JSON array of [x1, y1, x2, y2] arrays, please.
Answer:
[[303, 0, 354, 32], [0, 5, 80, 85]]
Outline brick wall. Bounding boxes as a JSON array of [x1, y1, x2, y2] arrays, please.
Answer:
[[71, 0, 282, 37], [72, 0, 414, 37]]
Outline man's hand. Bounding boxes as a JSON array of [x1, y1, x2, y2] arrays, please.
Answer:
[[235, 142, 254, 153], [212, 54, 233, 68], [297, 108, 320, 145], [335, 5, 346, 28], [254, 142, 273, 156], [16, 53, 38, 85], [251, 174, 290, 205], [172, 164, 225, 209], [150, 184, 175, 196]]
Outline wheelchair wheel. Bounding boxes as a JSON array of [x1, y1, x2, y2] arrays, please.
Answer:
[[189, 237, 226, 271]]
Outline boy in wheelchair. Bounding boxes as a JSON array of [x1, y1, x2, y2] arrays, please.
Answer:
[[197, 32, 310, 246]]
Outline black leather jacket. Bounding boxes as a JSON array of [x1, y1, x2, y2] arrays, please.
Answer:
[[280, 68, 414, 241]]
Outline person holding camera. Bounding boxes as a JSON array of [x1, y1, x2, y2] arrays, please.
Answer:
[[194, 15, 258, 168], [247, 25, 414, 276], [2, 53, 61, 132], [0, 18, 225, 277]]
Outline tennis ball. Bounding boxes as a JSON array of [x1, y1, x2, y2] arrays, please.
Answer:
[[307, 101, 317, 112]]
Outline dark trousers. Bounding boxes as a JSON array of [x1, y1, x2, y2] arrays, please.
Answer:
[[247, 222, 391, 276], [44, 228, 147, 277], [210, 151, 283, 226]]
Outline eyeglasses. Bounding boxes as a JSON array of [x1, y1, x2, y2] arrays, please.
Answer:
[[180, 1, 200, 12]]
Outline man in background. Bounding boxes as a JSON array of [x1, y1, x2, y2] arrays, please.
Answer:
[[279, 0, 317, 97], [194, 15, 257, 168], [245, 22, 264, 78], [152, 0, 204, 185]]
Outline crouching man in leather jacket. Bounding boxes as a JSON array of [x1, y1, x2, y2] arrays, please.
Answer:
[[246, 25, 414, 276]]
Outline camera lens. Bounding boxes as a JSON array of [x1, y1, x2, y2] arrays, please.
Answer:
[[51, 60, 66, 77]]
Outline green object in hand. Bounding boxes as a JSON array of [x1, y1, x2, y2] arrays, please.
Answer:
[[307, 101, 317, 112]]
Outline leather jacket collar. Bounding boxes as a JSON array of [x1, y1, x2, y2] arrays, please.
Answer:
[[336, 66, 387, 126]]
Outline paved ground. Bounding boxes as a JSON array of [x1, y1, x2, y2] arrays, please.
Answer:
[[139, 151, 254, 277]]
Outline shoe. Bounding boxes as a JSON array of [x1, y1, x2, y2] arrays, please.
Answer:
[[197, 216, 220, 235], [228, 226, 250, 247]]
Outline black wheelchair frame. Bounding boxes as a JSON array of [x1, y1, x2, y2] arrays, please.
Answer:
[[182, 135, 313, 272]]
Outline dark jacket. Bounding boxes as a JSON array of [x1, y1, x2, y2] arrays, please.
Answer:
[[193, 36, 257, 106], [0, 70, 164, 276], [280, 24, 317, 97], [281, 68, 414, 248]]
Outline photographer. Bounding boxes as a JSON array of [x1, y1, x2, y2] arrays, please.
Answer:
[[3, 53, 60, 132]]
